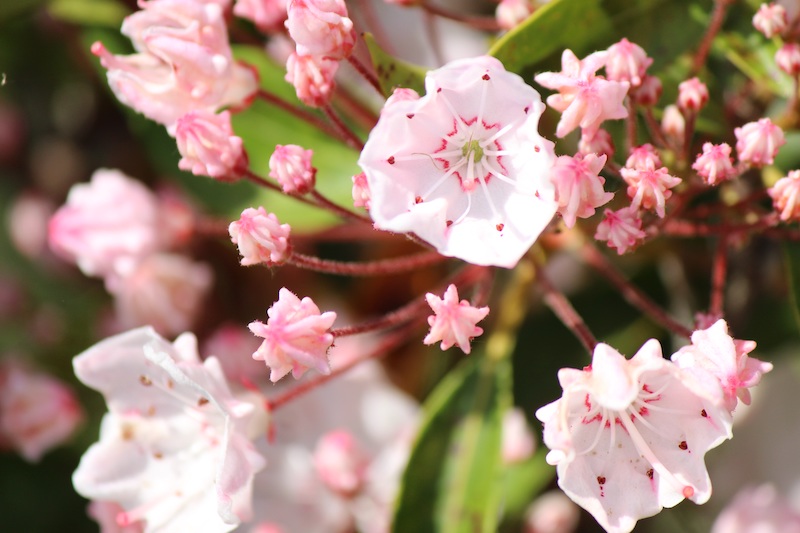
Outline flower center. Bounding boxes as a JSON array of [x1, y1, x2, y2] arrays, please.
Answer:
[[461, 139, 484, 162]]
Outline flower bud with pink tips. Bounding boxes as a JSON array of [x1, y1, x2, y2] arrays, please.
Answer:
[[677, 77, 709, 113], [735, 117, 785, 166], [536, 340, 732, 533], [629, 75, 662, 106], [625, 144, 661, 171], [776, 42, 800, 75], [769, 169, 800, 221], [423, 284, 489, 355], [595, 207, 646, 255], [550, 153, 613, 228], [285, 0, 356, 60], [249, 288, 337, 382], [671, 319, 772, 413], [0, 360, 83, 462], [359, 56, 557, 268], [605, 38, 652, 88], [269, 144, 316, 194], [234, 0, 287, 34], [578, 128, 615, 158], [620, 165, 681, 218], [229, 207, 292, 266], [285, 52, 338, 108], [351, 172, 371, 209], [692, 142, 736, 186], [176, 110, 248, 180], [753, 2, 788, 38], [535, 49, 629, 138], [496, 0, 535, 31], [313, 429, 370, 497], [661, 104, 685, 144]]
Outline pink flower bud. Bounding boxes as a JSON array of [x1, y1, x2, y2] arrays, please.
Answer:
[[753, 2, 788, 38], [249, 288, 337, 381], [735, 117, 785, 166], [776, 42, 800, 74], [769, 169, 800, 220], [551, 153, 613, 228], [7, 192, 55, 260], [269, 144, 316, 194], [578, 128, 615, 159], [595, 207, 646, 254], [502, 408, 536, 464], [351, 172, 371, 209], [424, 284, 489, 355], [620, 165, 681, 218], [677, 77, 709, 112], [524, 490, 580, 533], [203, 324, 265, 384], [313, 430, 369, 497], [175, 110, 248, 180], [285, 0, 356, 60], [629, 74, 662, 106], [112, 253, 213, 337], [233, 0, 287, 33], [692, 142, 736, 185], [495, 0, 535, 31], [382, 87, 420, 112], [285, 52, 338, 108], [605, 38, 652, 87], [0, 361, 83, 462], [229, 207, 292, 266], [661, 104, 685, 142], [625, 144, 662, 171]]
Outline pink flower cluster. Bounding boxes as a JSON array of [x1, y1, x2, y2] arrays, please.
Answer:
[[537, 319, 771, 532]]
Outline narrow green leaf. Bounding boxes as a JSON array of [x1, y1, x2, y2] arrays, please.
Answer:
[[363, 33, 427, 97], [48, 0, 129, 28], [499, 449, 555, 525]]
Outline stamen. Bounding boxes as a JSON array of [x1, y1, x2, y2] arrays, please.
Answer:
[[437, 91, 470, 131], [476, 172, 501, 223], [452, 192, 473, 225], [475, 72, 489, 127]]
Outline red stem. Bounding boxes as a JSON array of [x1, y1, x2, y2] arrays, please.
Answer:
[[331, 296, 430, 337], [256, 90, 341, 140], [710, 234, 728, 317], [691, 0, 733, 75], [288, 250, 448, 276], [536, 264, 598, 354], [310, 189, 373, 224], [323, 105, 365, 150], [347, 54, 383, 95]]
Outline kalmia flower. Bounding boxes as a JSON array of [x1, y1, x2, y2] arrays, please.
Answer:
[[351, 172, 371, 209], [48, 169, 161, 285], [605, 38, 652, 87], [769, 169, 800, 220], [233, 0, 287, 33], [285, 52, 339, 108], [692, 142, 736, 186], [285, 0, 356, 60], [550, 153, 613, 228], [269, 144, 316, 194], [175, 110, 248, 180], [578, 128, 615, 158], [536, 341, 733, 533], [249, 288, 337, 381], [620, 165, 682, 217], [672, 319, 772, 412], [92, 0, 258, 132], [595, 207, 646, 255], [735, 117, 785, 166], [313, 430, 370, 497], [753, 2, 788, 38], [423, 284, 489, 354], [625, 144, 661, 171], [495, 0, 535, 31], [72, 327, 266, 532], [359, 56, 557, 268], [0, 360, 83, 462], [535, 49, 629, 138], [677, 77, 709, 112], [776, 42, 800, 75], [229, 207, 292, 266]]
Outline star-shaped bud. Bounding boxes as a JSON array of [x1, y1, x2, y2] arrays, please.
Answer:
[[677, 77, 709, 113], [620, 165, 681, 218], [551, 153, 613, 228], [175, 110, 248, 180], [229, 207, 292, 266], [692, 143, 736, 186], [753, 3, 788, 38], [735, 117, 785, 167], [769, 169, 800, 221], [625, 144, 662, 171], [269, 144, 316, 195], [249, 288, 337, 381], [605, 38, 652, 87], [423, 284, 489, 354], [536, 340, 733, 533], [595, 207, 645, 255]]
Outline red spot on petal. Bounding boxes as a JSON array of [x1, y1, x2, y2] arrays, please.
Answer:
[[678, 440, 688, 450], [534, 146, 540, 152], [437, 88, 442, 93], [139, 375, 152, 386], [683, 486, 695, 499], [153, 452, 163, 459], [387, 156, 395, 165], [597, 476, 606, 485], [701, 409, 708, 418], [646, 468, 654, 479], [198, 397, 209, 407], [446, 220, 453, 227], [496, 223, 504, 231], [524, 106, 530, 114], [415, 196, 423, 204], [482, 73, 490, 80], [406, 113, 415, 119]]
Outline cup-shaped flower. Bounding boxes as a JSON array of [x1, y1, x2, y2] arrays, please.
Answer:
[[0, 360, 83, 462], [48, 169, 161, 286], [735, 117, 785, 167], [423, 284, 489, 354], [285, 0, 356, 60], [536, 341, 733, 533], [72, 327, 266, 532], [692, 143, 736, 186], [551, 153, 613, 228], [176, 110, 248, 180], [229, 207, 292, 266], [535, 49, 629, 138], [595, 207, 645, 255], [285, 52, 338, 108], [359, 56, 557, 268], [249, 288, 337, 381], [671, 319, 772, 412], [269, 144, 316, 194]]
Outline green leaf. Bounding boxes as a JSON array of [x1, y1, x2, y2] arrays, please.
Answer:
[[48, 0, 129, 28], [499, 449, 555, 526], [363, 33, 427, 97]]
